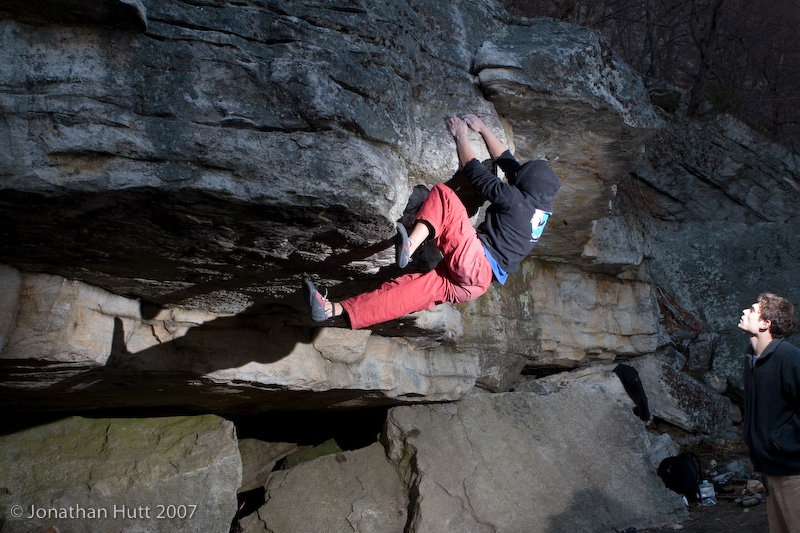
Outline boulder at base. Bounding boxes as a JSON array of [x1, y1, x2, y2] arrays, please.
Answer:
[[242, 442, 408, 533], [0, 415, 240, 533], [385, 371, 687, 532]]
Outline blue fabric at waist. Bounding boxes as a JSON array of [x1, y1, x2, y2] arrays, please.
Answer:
[[482, 246, 508, 285]]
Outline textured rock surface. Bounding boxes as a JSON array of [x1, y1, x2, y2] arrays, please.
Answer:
[[384, 375, 687, 533], [0, 414, 240, 533], [0, 0, 670, 413], [522, 358, 740, 440], [629, 355, 739, 437], [632, 114, 800, 392], [245, 442, 408, 533], [0, 0, 499, 307], [460, 261, 660, 390], [0, 0, 655, 312], [473, 20, 660, 262]]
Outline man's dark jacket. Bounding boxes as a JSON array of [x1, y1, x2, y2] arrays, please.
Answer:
[[742, 338, 800, 475]]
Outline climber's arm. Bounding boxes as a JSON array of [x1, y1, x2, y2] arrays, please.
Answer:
[[463, 114, 507, 161], [447, 116, 479, 168]]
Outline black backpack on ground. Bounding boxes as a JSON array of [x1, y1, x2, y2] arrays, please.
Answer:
[[657, 451, 702, 502]]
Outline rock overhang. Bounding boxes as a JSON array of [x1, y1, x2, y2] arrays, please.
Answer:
[[0, 0, 669, 414]]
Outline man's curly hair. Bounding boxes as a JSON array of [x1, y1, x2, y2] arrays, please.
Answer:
[[758, 292, 798, 338]]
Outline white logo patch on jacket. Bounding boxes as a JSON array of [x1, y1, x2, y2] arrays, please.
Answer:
[[530, 209, 550, 243]]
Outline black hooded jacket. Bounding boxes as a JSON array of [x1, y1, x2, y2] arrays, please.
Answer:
[[462, 150, 561, 273], [742, 338, 800, 475]]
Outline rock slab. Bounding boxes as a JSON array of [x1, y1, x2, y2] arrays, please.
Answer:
[[0, 415, 241, 533], [243, 442, 408, 533], [385, 374, 686, 532]]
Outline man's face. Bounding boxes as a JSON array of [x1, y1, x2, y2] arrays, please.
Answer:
[[739, 302, 768, 335]]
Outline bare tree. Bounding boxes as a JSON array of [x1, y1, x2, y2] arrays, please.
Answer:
[[687, 0, 725, 115]]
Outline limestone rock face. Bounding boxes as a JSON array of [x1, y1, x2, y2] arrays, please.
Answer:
[[473, 20, 660, 261], [0, 0, 792, 427], [0, 0, 794, 419], [636, 115, 800, 225], [0, 414, 240, 533], [0, 0, 503, 307], [459, 261, 660, 389], [384, 374, 687, 533]]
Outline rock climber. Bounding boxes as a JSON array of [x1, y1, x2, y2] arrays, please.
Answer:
[[303, 113, 561, 329]]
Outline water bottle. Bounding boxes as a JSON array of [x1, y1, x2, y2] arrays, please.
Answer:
[[699, 480, 716, 506]]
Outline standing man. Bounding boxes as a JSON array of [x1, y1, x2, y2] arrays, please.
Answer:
[[739, 292, 800, 533]]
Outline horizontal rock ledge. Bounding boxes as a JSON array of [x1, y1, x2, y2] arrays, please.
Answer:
[[0, 264, 477, 416]]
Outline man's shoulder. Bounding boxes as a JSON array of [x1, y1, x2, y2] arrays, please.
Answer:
[[777, 338, 800, 351], [775, 339, 800, 363]]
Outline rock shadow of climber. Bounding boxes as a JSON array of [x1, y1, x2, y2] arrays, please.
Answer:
[[543, 487, 640, 533], [104, 307, 306, 374], [613, 363, 651, 422], [60, 307, 309, 407]]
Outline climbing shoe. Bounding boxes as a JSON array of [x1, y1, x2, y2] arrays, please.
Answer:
[[395, 223, 410, 268], [303, 280, 331, 322]]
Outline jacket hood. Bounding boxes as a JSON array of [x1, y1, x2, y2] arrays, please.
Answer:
[[512, 160, 561, 212]]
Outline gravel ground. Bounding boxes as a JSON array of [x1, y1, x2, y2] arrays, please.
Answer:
[[641, 439, 769, 533], [640, 490, 768, 532]]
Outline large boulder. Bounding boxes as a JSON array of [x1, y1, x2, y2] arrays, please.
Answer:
[[0, 0, 665, 413], [0, 0, 500, 307], [0, 414, 240, 533], [384, 373, 686, 532], [242, 442, 408, 533]]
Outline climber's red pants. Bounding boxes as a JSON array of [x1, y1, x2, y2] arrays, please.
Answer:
[[341, 184, 493, 330]]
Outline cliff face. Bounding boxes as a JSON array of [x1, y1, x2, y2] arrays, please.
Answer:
[[3, 1, 798, 531], [0, 0, 661, 412]]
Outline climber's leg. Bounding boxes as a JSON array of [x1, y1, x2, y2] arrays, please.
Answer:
[[340, 252, 491, 329], [341, 184, 492, 329], [306, 183, 491, 328]]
